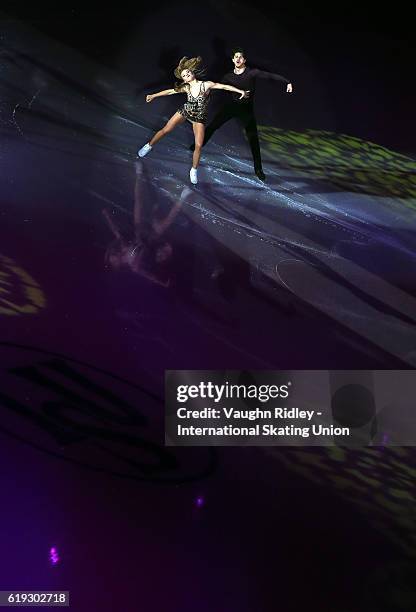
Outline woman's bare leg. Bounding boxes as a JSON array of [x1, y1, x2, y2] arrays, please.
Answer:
[[149, 112, 186, 146], [192, 122, 205, 168]]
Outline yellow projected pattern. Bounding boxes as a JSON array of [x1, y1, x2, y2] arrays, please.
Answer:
[[259, 127, 416, 202], [260, 130, 416, 557], [268, 445, 416, 559], [0, 254, 46, 316]]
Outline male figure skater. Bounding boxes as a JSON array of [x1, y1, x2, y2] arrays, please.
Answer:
[[192, 47, 293, 181]]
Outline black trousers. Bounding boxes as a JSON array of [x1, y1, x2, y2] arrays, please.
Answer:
[[203, 103, 263, 172]]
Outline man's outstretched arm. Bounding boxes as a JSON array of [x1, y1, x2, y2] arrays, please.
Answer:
[[252, 68, 293, 92]]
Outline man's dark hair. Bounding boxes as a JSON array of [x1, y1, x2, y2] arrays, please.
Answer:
[[231, 47, 245, 58]]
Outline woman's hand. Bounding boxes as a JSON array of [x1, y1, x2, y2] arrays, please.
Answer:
[[146, 94, 154, 103], [239, 90, 250, 99], [286, 83, 293, 93]]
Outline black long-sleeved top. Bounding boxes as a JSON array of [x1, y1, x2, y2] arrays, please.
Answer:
[[222, 66, 290, 106]]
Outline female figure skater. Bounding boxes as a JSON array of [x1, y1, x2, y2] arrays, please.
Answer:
[[138, 56, 249, 185], [102, 161, 188, 287]]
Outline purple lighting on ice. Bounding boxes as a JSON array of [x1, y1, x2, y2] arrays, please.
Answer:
[[49, 547, 60, 565], [195, 496, 205, 508]]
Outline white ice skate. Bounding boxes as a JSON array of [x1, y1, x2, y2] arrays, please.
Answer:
[[190, 167, 198, 185], [138, 143, 152, 157]]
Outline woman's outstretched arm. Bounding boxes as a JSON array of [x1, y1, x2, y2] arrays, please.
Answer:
[[146, 87, 184, 103], [204, 81, 249, 100]]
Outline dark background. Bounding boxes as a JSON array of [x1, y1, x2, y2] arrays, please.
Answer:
[[1, 3, 416, 611], [2, 0, 415, 154]]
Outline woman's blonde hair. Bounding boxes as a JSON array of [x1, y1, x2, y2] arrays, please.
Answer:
[[173, 56, 203, 91]]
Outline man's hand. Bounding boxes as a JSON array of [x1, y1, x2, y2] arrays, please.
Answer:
[[239, 90, 250, 99], [286, 83, 293, 93], [146, 94, 154, 103]]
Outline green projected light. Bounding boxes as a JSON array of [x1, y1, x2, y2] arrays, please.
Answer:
[[259, 127, 416, 202], [0, 254, 46, 316], [269, 445, 416, 560]]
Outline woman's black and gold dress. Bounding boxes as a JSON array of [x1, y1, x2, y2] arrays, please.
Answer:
[[178, 81, 210, 124]]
